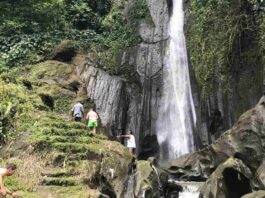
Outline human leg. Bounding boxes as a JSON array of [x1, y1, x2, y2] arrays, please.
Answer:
[[88, 120, 98, 134]]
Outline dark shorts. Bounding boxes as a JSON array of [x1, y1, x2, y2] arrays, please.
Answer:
[[74, 117, 82, 122]]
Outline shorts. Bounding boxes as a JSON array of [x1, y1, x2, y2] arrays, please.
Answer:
[[88, 120, 98, 128], [74, 117, 82, 122]]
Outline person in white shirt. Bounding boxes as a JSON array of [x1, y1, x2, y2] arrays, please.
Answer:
[[117, 130, 136, 155]]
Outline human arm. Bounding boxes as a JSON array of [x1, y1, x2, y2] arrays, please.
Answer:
[[117, 134, 130, 138], [71, 107, 74, 116], [81, 106, 84, 117], [0, 174, 13, 196]]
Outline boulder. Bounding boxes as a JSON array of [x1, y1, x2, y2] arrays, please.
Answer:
[[165, 96, 265, 180], [134, 160, 161, 198], [241, 191, 265, 198], [200, 158, 253, 198], [255, 160, 265, 188], [50, 40, 77, 62]]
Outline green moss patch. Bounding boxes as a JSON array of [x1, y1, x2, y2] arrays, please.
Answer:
[[186, 0, 262, 98]]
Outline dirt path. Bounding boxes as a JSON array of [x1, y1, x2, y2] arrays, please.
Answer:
[[35, 186, 54, 198]]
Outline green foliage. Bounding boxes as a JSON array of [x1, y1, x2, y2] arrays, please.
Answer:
[[128, 0, 151, 23], [186, 0, 258, 98], [0, 32, 61, 66], [0, 29, 98, 66], [92, 0, 150, 79], [0, 0, 65, 35], [0, 0, 150, 81], [65, 1, 100, 30], [0, 82, 35, 142]]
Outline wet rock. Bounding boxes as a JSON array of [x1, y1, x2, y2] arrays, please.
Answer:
[[134, 160, 160, 198], [138, 135, 159, 160], [200, 158, 252, 198], [165, 96, 265, 179], [255, 160, 265, 188], [241, 191, 265, 198]]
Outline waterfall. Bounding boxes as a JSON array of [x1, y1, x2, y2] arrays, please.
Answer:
[[156, 0, 196, 161]]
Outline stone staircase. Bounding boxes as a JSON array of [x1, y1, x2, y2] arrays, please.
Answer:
[[32, 118, 108, 192]]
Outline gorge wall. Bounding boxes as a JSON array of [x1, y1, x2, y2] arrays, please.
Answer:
[[75, 0, 264, 157]]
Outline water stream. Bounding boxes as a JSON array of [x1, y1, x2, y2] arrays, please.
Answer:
[[156, 0, 196, 161], [124, 174, 135, 198], [168, 180, 203, 198]]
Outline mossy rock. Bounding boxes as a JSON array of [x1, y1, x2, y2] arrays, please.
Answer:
[[42, 177, 80, 186], [241, 191, 265, 198], [29, 61, 74, 81], [49, 40, 77, 62]]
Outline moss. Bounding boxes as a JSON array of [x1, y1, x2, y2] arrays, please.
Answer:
[[186, 0, 260, 98], [29, 61, 74, 81], [0, 62, 132, 196], [42, 177, 80, 186], [49, 40, 78, 62], [0, 81, 41, 141], [48, 186, 95, 198], [92, 0, 150, 81]]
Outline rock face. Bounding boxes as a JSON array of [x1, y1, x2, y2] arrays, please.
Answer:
[[164, 97, 265, 196], [79, 65, 129, 135], [72, 0, 170, 156], [120, 0, 170, 154], [73, 0, 263, 156], [241, 191, 265, 198]]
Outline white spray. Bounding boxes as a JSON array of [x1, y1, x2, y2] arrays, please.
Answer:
[[156, 0, 196, 161]]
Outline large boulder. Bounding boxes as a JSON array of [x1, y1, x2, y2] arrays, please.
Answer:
[[199, 158, 253, 198], [165, 96, 265, 180], [255, 160, 265, 188], [241, 191, 265, 198], [50, 40, 77, 62], [134, 159, 161, 198]]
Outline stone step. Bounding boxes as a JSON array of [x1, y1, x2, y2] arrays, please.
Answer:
[[40, 121, 87, 130], [52, 152, 102, 166], [36, 135, 97, 144], [40, 127, 90, 136], [41, 176, 80, 186], [52, 142, 101, 154], [41, 169, 77, 178]]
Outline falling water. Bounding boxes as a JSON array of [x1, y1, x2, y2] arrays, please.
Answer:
[[168, 180, 202, 198], [156, 0, 196, 161]]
